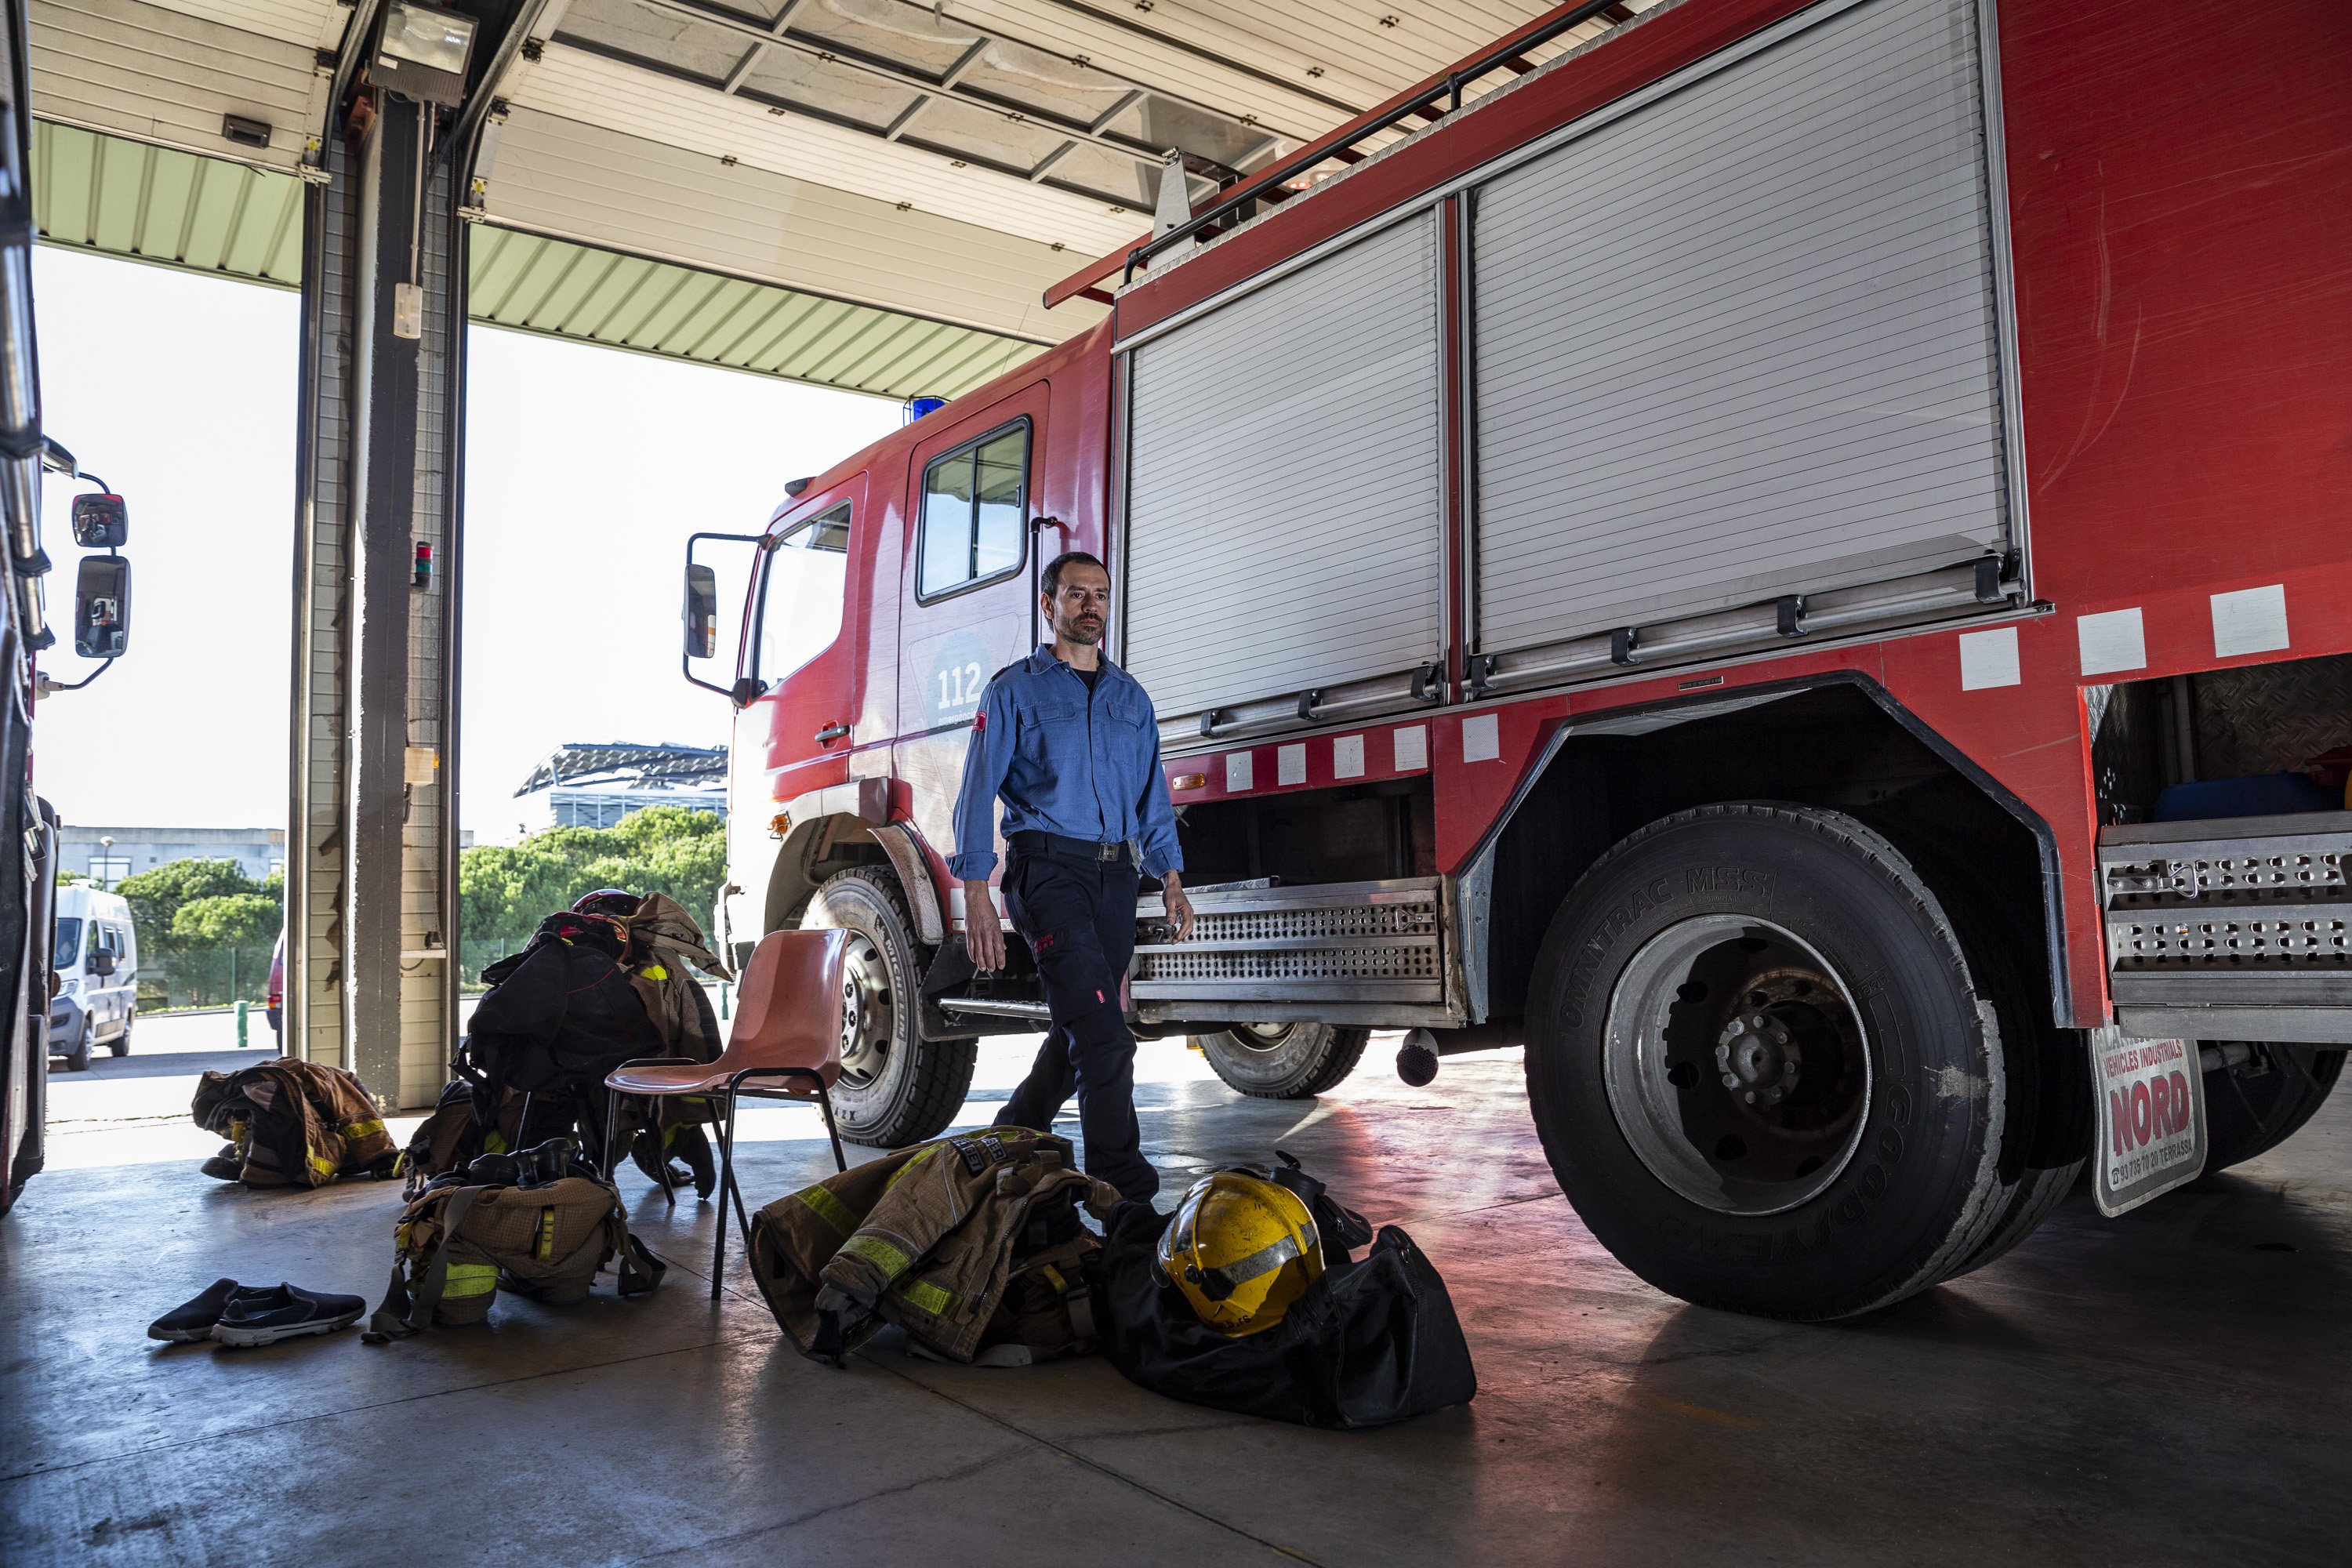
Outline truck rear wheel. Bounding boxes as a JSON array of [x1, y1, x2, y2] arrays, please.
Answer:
[[1196, 1022, 1369, 1099], [1524, 804, 2013, 1320], [2199, 1043, 2343, 1173], [800, 866, 977, 1148]]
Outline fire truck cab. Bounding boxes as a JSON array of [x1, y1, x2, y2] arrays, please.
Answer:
[[687, 0, 2352, 1319]]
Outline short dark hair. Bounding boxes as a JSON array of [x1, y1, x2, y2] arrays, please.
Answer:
[[1041, 550, 1107, 597]]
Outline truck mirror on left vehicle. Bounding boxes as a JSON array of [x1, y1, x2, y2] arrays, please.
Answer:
[[70, 493, 127, 548], [684, 563, 719, 659], [73, 555, 129, 659]]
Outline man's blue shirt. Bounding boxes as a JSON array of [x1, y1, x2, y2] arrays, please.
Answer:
[[949, 645, 1183, 880]]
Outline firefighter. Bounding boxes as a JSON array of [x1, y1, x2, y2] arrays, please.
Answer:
[[950, 550, 1195, 1205]]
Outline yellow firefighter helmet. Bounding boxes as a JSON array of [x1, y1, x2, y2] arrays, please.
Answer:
[[1156, 1170, 1324, 1336]]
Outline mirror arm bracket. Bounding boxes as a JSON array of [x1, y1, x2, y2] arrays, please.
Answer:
[[37, 657, 116, 696]]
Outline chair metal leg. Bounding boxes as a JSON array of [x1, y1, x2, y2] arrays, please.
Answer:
[[723, 1127, 755, 1269], [817, 1086, 848, 1174], [710, 1091, 737, 1301], [515, 1092, 534, 1149]]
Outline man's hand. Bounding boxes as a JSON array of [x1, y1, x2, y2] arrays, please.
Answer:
[[961, 878, 1007, 971], [1161, 871, 1196, 943]]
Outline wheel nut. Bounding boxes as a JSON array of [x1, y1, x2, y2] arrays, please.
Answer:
[[1720, 1073, 1739, 1090]]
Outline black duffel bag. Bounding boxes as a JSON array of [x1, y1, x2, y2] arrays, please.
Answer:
[[1093, 1199, 1477, 1429]]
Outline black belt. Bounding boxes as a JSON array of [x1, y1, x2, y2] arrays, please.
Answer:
[[1009, 829, 1131, 866]]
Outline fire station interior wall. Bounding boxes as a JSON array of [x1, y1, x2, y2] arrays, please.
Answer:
[[1470, 0, 2012, 655], [1123, 212, 1442, 720]]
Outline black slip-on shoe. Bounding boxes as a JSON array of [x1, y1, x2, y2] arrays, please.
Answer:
[[212, 1283, 367, 1348], [149, 1278, 247, 1342]]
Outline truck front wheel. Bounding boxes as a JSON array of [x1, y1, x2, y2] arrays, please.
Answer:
[[800, 866, 977, 1148], [1524, 804, 2015, 1321], [1196, 1022, 1369, 1099]]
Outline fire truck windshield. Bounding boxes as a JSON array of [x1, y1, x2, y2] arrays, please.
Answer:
[[757, 503, 850, 685]]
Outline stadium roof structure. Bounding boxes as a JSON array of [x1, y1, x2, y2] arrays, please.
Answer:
[[514, 739, 729, 797]]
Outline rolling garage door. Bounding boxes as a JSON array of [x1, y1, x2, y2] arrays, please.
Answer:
[[1123, 212, 1442, 724], [1472, 0, 2011, 655]]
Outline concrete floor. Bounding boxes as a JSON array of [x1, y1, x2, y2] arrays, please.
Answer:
[[4, 1031, 2348, 1566]]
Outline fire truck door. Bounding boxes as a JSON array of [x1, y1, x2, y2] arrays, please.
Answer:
[[895, 392, 1048, 903], [739, 481, 865, 814]]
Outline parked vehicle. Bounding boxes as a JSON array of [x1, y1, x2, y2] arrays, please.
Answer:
[[49, 884, 137, 1071], [267, 931, 284, 1047], [685, 0, 2351, 1319]]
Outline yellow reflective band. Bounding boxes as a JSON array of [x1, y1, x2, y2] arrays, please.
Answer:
[[794, 1183, 858, 1238], [483, 1132, 507, 1154], [308, 1152, 336, 1177], [1041, 1265, 1067, 1294], [535, 1207, 557, 1262], [884, 1145, 938, 1192], [343, 1119, 385, 1140], [442, 1263, 498, 1298], [894, 1277, 956, 1316], [641, 964, 668, 980], [838, 1234, 911, 1280]]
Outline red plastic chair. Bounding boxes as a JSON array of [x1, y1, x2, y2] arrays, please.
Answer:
[[604, 927, 852, 1298]]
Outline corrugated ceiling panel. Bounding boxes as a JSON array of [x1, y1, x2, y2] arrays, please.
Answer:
[[32, 121, 1041, 398], [485, 107, 1105, 341], [32, 119, 304, 281], [953, 0, 1364, 129], [132, 0, 343, 47], [31, 0, 321, 170], [469, 225, 1042, 397], [514, 43, 1142, 256]]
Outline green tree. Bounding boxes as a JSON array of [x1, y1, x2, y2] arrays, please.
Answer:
[[172, 893, 282, 948], [459, 806, 726, 945], [117, 858, 263, 956]]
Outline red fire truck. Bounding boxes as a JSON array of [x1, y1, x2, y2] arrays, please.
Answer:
[[684, 0, 2352, 1319]]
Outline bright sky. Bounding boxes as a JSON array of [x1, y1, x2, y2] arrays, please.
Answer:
[[28, 245, 898, 843]]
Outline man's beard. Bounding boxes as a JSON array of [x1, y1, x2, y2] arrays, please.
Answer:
[[1057, 612, 1103, 646]]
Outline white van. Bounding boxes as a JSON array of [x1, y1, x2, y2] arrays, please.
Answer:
[[50, 884, 137, 1071]]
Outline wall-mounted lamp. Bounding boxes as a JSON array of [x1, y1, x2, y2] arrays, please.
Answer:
[[375, 0, 478, 107]]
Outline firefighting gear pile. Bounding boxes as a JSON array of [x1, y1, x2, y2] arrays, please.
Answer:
[[408, 891, 727, 1193], [190, 1058, 398, 1188], [1097, 1152, 1478, 1429], [747, 1126, 1118, 1367], [364, 1152, 666, 1341]]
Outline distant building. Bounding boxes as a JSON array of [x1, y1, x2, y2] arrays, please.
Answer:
[[514, 742, 728, 835], [56, 825, 474, 887], [59, 826, 285, 887]]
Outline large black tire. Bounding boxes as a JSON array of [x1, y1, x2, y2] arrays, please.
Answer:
[[58, 1024, 89, 1073], [800, 865, 977, 1147], [1524, 804, 2016, 1321], [2198, 1044, 2344, 1173], [1883, 848, 2091, 1281], [1196, 1022, 1369, 1099], [107, 1008, 132, 1057]]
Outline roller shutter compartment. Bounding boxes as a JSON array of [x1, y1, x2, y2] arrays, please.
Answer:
[[1472, 0, 2012, 657], [1123, 213, 1443, 724]]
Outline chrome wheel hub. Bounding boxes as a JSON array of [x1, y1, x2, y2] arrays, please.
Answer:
[[1602, 914, 1871, 1216], [836, 932, 895, 1085]]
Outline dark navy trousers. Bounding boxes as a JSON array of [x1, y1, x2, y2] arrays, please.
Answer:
[[993, 848, 1159, 1204]]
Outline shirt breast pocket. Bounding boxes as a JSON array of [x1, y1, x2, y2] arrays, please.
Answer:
[[1022, 699, 1083, 762]]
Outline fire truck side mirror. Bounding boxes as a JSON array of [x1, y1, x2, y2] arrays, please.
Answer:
[[72, 554, 130, 660], [70, 493, 128, 548], [684, 563, 719, 660]]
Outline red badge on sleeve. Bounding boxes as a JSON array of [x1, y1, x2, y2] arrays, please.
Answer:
[[972, 709, 986, 732]]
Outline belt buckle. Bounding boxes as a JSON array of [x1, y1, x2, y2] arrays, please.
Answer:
[[1098, 841, 1118, 862]]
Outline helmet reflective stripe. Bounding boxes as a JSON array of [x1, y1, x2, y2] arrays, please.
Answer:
[[1193, 1221, 1318, 1302]]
